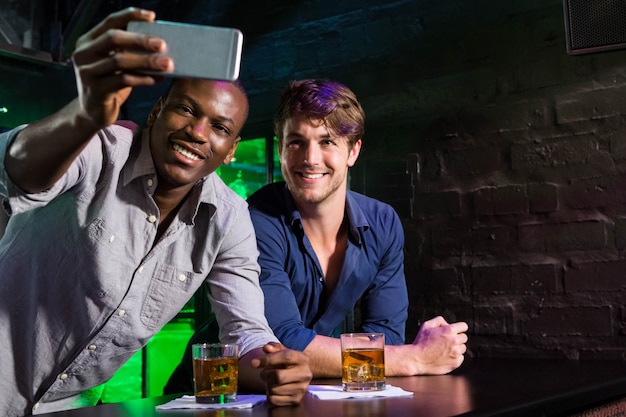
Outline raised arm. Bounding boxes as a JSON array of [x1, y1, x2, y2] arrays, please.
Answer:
[[4, 7, 173, 193]]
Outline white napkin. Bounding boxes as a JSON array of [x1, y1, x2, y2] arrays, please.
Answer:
[[308, 384, 413, 400], [156, 394, 266, 410]]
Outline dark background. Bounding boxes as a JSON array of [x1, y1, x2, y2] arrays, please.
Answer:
[[3, 0, 626, 361]]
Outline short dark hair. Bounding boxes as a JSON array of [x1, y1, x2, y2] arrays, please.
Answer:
[[163, 77, 250, 123]]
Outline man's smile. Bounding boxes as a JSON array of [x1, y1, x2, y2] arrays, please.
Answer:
[[172, 142, 203, 161], [299, 172, 325, 179]]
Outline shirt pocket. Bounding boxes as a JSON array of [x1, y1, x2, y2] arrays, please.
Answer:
[[140, 264, 199, 330]]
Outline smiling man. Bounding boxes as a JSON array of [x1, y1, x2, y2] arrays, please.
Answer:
[[247, 79, 469, 378], [0, 8, 310, 417]]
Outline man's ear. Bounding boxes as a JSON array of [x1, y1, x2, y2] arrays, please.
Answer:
[[146, 97, 165, 126], [347, 139, 362, 167], [223, 137, 240, 164]]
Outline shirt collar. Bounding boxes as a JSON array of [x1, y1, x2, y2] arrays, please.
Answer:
[[121, 127, 218, 222], [122, 128, 155, 187], [281, 184, 370, 245]]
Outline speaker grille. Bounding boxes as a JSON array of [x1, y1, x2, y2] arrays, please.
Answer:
[[564, 0, 626, 54]]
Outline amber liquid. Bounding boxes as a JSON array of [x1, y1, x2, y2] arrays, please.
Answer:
[[341, 348, 385, 391], [193, 357, 238, 403]]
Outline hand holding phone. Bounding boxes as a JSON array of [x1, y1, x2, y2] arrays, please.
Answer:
[[127, 20, 243, 81]]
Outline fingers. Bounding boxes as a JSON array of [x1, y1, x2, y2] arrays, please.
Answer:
[[70, 7, 174, 129], [421, 316, 450, 329], [262, 341, 284, 354], [76, 48, 172, 92], [255, 344, 312, 406], [256, 343, 305, 370], [264, 374, 311, 406], [73, 12, 172, 78], [78, 7, 156, 45], [451, 321, 469, 334]]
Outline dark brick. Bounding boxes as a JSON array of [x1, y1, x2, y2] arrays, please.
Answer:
[[472, 226, 512, 255], [432, 226, 510, 256], [616, 218, 626, 251], [555, 86, 626, 124], [473, 187, 494, 216], [472, 263, 558, 294], [414, 191, 461, 217], [426, 268, 462, 294], [431, 228, 472, 257], [389, 199, 412, 220], [579, 349, 626, 360], [364, 159, 411, 186], [519, 221, 608, 253], [528, 183, 558, 213], [513, 263, 559, 293], [474, 305, 514, 335], [610, 132, 626, 160], [472, 265, 512, 293], [365, 184, 413, 201], [511, 136, 599, 171], [479, 99, 550, 132], [524, 306, 613, 336], [446, 147, 501, 177], [562, 174, 626, 210], [493, 185, 527, 215], [564, 260, 626, 292]]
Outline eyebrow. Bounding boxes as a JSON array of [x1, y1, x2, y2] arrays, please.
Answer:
[[177, 94, 236, 127], [285, 131, 333, 140]]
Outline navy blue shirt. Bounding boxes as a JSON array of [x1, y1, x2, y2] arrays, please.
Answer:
[[248, 182, 408, 352]]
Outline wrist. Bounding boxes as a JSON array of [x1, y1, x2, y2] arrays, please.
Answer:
[[385, 344, 421, 376]]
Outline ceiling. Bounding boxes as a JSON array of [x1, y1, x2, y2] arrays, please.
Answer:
[[0, 0, 243, 65]]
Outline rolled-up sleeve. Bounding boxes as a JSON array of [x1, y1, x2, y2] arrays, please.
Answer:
[[359, 210, 408, 345], [206, 202, 279, 357], [0, 126, 25, 202]]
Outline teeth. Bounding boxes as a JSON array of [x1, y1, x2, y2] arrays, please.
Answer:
[[173, 143, 200, 160], [302, 173, 323, 179]]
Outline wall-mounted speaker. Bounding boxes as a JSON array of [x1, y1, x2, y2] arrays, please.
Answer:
[[563, 0, 626, 54]]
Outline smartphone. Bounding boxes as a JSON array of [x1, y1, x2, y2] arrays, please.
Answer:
[[127, 20, 243, 81]]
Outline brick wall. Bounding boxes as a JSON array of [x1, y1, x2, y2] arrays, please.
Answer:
[[224, 0, 626, 359]]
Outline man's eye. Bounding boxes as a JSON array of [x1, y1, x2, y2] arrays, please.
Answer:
[[214, 124, 231, 135], [176, 105, 193, 114]]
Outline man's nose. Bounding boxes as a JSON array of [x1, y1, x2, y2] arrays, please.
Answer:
[[304, 143, 321, 164], [185, 121, 208, 142]]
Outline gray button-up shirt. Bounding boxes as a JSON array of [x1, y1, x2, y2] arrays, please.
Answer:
[[0, 123, 277, 416]]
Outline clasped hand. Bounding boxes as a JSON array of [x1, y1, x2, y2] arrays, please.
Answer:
[[410, 316, 469, 375], [71, 7, 174, 131]]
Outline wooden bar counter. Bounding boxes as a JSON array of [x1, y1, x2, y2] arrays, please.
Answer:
[[36, 358, 626, 417]]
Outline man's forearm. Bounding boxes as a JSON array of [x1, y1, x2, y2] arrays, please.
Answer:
[[303, 335, 344, 378], [5, 98, 99, 193], [305, 337, 424, 377]]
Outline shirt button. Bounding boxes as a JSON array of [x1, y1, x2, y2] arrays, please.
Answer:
[[88, 344, 97, 351], [33, 403, 40, 411], [118, 309, 126, 317], [138, 266, 144, 273], [60, 373, 69, 381], [108, 235, 115, 243], [147, 178, 154, 187], [148, 215, 157, 223], [178, 274, 186, 282]]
